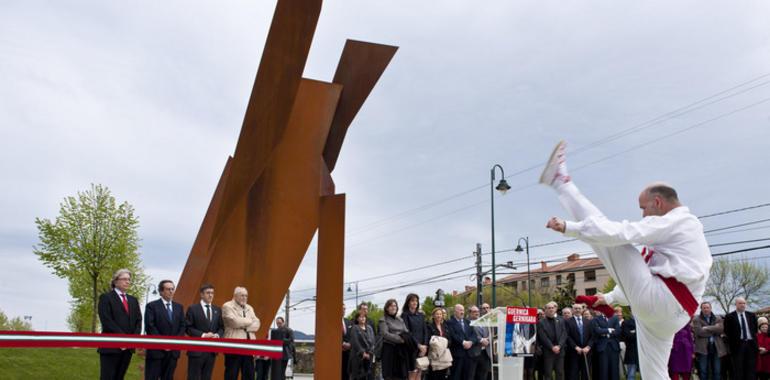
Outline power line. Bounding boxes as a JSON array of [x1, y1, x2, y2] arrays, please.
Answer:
[[699, 203, 770, 219], [347, 94, 770, 250], [292, 207, 770, 295], [346, 73, 770, 237], [704, 218, 770, 234]]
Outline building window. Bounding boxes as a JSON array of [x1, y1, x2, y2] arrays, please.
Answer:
[[584, 270, 596, 282], [510, 281, 517, 289], [530, 279, 536, 289], [556, 275, 562, 286], [541, 277, 550, 288], [567, 273, 575, 282], [585, 288, 597, 296]]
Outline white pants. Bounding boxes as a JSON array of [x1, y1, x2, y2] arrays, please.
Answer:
[[556, 182, 690, 380]]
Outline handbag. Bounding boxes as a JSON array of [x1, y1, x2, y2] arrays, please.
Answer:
[[415, 356, 430, 371]]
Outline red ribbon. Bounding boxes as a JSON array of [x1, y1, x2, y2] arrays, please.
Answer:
[[0, 330, 283, 358]]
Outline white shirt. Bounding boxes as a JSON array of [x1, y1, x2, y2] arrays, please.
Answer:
[[564, 206, 712, 303]]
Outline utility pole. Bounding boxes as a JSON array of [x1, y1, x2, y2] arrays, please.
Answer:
[[285, 289, 290, 327], [475, 243, 483, 308]]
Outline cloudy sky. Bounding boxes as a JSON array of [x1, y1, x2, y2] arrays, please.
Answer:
[[2, 1, 769, 334]]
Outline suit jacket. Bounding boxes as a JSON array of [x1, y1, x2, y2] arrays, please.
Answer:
[[565, 316, 594, 351], [537, 316, 567, 352], [222, 300, 260, 340], [620, 317, 638, 365], [270, 326, 296, 361], [692, 313, 727, 357], [145, 298, 185, 359], [97, 290, 142, 354], [591, 315, 621, 353], [446, 317, 478, 359], [724, 310, 758, 352], [469, 322, 491, 359], [185, 302, 224, 357], [343, 318, 355, 343]]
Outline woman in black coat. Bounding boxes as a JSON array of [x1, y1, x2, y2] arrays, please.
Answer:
[[380, 299, 413, 380], [349, 310, 376, 380], [402, 293, 429, 380]]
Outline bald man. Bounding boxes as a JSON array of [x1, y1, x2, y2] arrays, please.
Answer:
[[539, 141, 712, 379]]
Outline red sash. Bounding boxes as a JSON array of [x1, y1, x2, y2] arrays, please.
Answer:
[[642, 247, 698, 317]]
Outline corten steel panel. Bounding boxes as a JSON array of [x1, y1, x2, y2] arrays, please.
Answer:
[[175, 157, 232, 308], [211, 0, 323, 249], [176, 194, 250, 379], [315, 194, 346, 380], [243, 78, 342, 338], [323, 40, 398, 172], [320, 160, 336, 196]]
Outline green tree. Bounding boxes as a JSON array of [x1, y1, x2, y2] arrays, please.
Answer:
[[34, 184, 147, 332], [0, 309, 32, 331], [705, 259, 770, 312]]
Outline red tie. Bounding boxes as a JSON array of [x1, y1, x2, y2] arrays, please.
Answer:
[[120, 293, 129, 313]]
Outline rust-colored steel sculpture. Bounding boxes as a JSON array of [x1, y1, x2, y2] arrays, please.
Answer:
[[173, 1, 397, 378]]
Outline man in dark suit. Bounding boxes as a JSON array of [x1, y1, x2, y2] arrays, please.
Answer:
[[565, 304, 593, 380], [468, 306, 491, 380], [98, 268, 142, 380], [269, 316, 295, 380], [342, 303, 353, 380], [537, 301, 567, 380], [447, 304, 479, 380], [591, 311, 621, 380], [144, 279, 185, 380], [724, 297, 758, 380], [185, 283, 224, 380]]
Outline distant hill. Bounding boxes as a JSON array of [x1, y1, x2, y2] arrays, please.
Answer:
[[294, 330, 314, 341]]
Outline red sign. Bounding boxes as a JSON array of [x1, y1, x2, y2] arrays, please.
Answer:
[[506, 307, 538, 324]]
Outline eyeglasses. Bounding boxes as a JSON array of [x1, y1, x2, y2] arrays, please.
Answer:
[[117, 277, 131, 281]]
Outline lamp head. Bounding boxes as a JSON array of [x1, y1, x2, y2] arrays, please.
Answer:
[[495, 179, 512, 194], [514, 244, 524, 253]]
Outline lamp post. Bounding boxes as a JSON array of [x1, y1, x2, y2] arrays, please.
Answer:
[[347, 282, 359, 306], [490, 164, 511, 307], [515, 237, 531, 307]]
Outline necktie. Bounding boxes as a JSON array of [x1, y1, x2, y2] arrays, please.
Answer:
[[577, 317, 583, 344], [243, 309, 250, 340], [166, 303, 173, 321], [740, 313, 748, 340], [120, 293, 129, 313], [205, 304, 211, 321]]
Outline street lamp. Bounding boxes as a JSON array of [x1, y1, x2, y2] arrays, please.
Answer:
[[347, 282, 359, 306], [490, 164, 511, 307], [515, 237, 531, 307]]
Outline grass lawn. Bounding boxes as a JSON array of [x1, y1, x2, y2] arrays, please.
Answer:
[[0, 348, 142, 379]]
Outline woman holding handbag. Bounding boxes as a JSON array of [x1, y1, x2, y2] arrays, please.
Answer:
[[427, 308, 452, 380]]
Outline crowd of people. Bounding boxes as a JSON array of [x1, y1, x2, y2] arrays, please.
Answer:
[[343, 294, 770, 380], [97, 268, 295, 380], [342, 294, 492, 380]]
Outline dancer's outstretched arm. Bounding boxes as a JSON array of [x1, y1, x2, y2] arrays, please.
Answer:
[[547, 215, 675, 247], [604, 286, 630, 306]]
